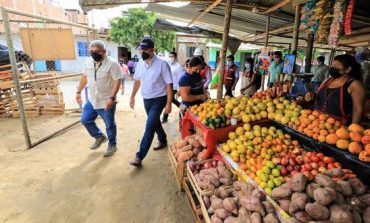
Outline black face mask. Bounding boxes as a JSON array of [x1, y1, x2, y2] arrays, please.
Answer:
[[192, 72, 200, 76], [91, 52, 103, 62], [142, 52, 150, 61], [329, 67, 341, 79]]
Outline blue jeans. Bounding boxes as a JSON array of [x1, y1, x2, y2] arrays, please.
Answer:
[[137, 96, 167, 160], [81, 101, 117, 145]]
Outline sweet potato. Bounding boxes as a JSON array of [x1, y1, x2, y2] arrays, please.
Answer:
[[347, 196, 366, 213], [306, 183, 321, 199], [314, 188, 335, 206], [175, 144, 193, 157], [211, 196, 224, 210], [238, 207, 250, 222], [250, 212, 262, 223], [348, 178, 366, 195], [359, 194, 370, 206], [284, 217, 298, 223], [224, 216, 239, 223], [233, 181, 246, 191], [334, 192, 346, 205], [195, 135, 207, 147], [192, 147, 201, 156], [215, 186, 234, 199], [223, 198, 238, 215], [305, 202, 330, 220], [217, 165, 233, 179], [203, 196, 211, 209], [208, 206, 215, 214], [363, 207, 370, 223], [315, 174, 335, 188], [215, 208, 231, 219], [329, 204, 352, 223], [325, 168, 344, 178], [178, 150, 194, 163], [252, 188, 265, 200], [197, 150, 206, 161], [336, 180, 353, 197], [272, 183, 292, 198], [289, 192, 310, 214], [290, 173, 307, 192], [188, 136, 201, 148], [263, 213, 279, 223], [263, 201, 275, 214], [324, 187, 337, 199], [175, 139, 188, 149], [210, 215, 223, 223], [294, 211, 312, 223], [279, 200, 291, 212], [240, 196, 266, 216], [220, 177, 233, 186]]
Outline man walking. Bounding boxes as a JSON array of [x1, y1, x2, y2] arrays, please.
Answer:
[[129, 37, 173, 167], [161, 51, 182, 123], [76, 40, 122, 157]]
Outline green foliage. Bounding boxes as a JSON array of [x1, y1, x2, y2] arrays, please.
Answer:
[[109, 8, 175, 53]]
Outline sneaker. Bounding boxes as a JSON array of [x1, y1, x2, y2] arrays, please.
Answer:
[[103, 144, 117, 157], [153, 141, 168, 151], [129, 157, 142, 167], [90, 135, 107, 150]]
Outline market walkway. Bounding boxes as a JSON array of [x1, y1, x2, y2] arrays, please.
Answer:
[[0, 80, 194, 223]]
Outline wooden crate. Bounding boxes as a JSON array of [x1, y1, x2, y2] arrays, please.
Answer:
[[12, 110, 40, 118], [182, 177, 206, 223], [168, 147, 185, 191]]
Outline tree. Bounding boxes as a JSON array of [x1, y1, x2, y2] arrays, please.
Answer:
[[109, 8, 175, 53]]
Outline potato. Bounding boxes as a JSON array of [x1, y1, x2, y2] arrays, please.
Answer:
[[306, 183, 321, 199], [263, 213, 279, 223], [334, 192, 346, 205], [324, 187, 337, 199], [305, 202, 330, 220], [233, 181, 245, 191], [215, 208, 231, 220], [272, 183, 292, 198], [284, 217, 298, 223], [314, 188, 335, 206], [175, 139, 188, 149], [210, 215, 223, 223], [215, 186, 233, 199], [217, 165, 233, 179], [347, 196, 366, 213], [348, 178, 366, 195], [188, 136, 201, 148], [197, 150, 205, 161], [351, 209, 361, 223], [315, 174, 336, 188], [363, 207, 370, 223], [325, 168, 344, 178], [279, 199, 291, 212], [250, 212, 262, 223], [208, 206, 215, 215], [289, 192, 310, 214], [252, 188, 265, 200], [225, 216, 240, 223], [240, 196, 266, 216], [336, 180, 353, 197], [294, 211, 312, 223], [220, 177, 233, 186], [262, 201, 275, 214], [223, 198, 238, 215], [359, 194, 370, 206], [329, 204, 352, 223], [195, 135, 207, 147], [238, 207, 250, 221], [177, 150, 193, 163], [290, 173, 307, 192], [211, 196, 224, 210]]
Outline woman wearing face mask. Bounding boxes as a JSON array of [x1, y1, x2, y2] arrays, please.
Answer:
[[178, 57, 209, 108], [305, 54, 366, 124], [240, 57, 261, 96]]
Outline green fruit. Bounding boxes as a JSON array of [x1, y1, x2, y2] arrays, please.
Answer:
[[256, 170, 264, 177], [262, 166, 271, 175], [265, 187, 272, 195], [260, 174, 269, 182], [273, 178, 283, 187], [276, 165, 283, 170], [271, 169, 280, 177], [259, 182, 267, 189], [267, 161, 274, 169], [267, 180, 275, 189]]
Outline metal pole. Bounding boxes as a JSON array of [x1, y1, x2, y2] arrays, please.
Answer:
[[1, 7, 32, 148], [216, 0, 233, 99], [291, 4, 301, 53]]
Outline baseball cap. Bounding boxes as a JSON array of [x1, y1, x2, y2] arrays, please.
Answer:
[[139, 37, 154, 50]]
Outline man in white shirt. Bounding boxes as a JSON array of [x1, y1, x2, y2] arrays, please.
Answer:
[[161, 51, 182, 123], [129, 37, 173, 167], [76, 40, 123, 157]]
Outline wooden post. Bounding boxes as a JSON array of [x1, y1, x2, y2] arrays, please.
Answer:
[[216, 0, 233, 99], [261, 13, 270, 91], [292, 4, 301, 53], [305, 33, 314, 73]]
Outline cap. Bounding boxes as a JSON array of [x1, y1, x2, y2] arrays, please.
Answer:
[[193, 48, 204, 56], [139, 37, 154, 50]]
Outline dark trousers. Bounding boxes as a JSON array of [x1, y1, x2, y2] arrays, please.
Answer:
[[137, 96, 167, 160], [225, 86, 233, 97], [162, 90, 180, 119], [81, 101, 117, 145]]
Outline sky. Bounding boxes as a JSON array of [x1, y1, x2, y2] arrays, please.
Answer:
[[58, 0, 189, 28]]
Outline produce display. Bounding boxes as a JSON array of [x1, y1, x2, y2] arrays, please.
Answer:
[[328, 0, 346, 46], [171, 134, 207, 163], [315, 0, 333, 44], [272, 172, 370, 223], [344, 0, 354, 35]]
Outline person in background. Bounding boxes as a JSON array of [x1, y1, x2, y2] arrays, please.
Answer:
[[310, 56, 329, 92], [119, 59, 129, 95], [129, 37, 173, 167], [161, 51, 182, 123], [224, 55, 239, 97], [240, 57, 261, 96], [76, 40, 122, 157], [193, 48, 212, 90], [268, 51, 284, 88], [305, 54, 366, 125]]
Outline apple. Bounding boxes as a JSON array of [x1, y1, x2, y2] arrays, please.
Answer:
[[289, 158, 296, 166], [303, 156, 311, 163], [284, 176, 291, 183], [317, 152, 325, 158], [304, 163, 312, 171], [303, 171, 314, 180], [287, 166, 293, 172], [301, 166, 307, 172], [296, 156, 304, 165], [281, 158, 288, 166], [319, 161, 326, 167], [311, 169, 319, 176], [291, 170, 299, 176], [311, 162, 319, 170], [333, 162, 342, 168], [327, 163, 335, 170], [294, 165, 301, 171], [323, 156, 334, 164], [272, 157, 280, 165], [280, 167, 288, 176], [311, 156, 320, 163]]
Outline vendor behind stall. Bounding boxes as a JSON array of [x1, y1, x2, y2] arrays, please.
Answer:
[[305, 54, 366, 124], [268, 51, 284, 88], [240, 57, 261, 96], [311, 56, 329, 92]]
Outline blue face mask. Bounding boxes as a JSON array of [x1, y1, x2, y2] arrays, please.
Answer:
[[227, 61, 232, 66]]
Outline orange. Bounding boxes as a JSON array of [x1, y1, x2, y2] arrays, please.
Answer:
[[349, 131, 363, 142], [318, 135, 326, 143], [336, 127, 350, 140], [319, 114, 327, 121], [348, 142, 363, 154], [348, 123, 365, 133], [326, 134, 338, 145], [327, 117, 336, 125], [320, 129, 329, 136], [336, 139, 350, 150]]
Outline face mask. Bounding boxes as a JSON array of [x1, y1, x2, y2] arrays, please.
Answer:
[[329, 67, 341, 79], [226, 61, 232, 66], [169, 58, 175, 64], [142, 52, 150, 61], [274, 58, 280, 63], [245, 63, 251, 70], [318, 62, 323, 65], [192, 72, 200, 76], [91, 52, 103, 62]]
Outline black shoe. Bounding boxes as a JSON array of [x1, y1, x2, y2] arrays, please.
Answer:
[[90, 135, 107, 150], [161, 114, 169, 124], [103, 144, 117, 157], [129, 157, 142, 167], [153, 142, 168, 151]]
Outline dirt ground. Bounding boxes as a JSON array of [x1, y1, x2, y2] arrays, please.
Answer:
[[0, 81, 195, 223]]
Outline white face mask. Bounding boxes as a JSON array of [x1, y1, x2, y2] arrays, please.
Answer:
[[169, 58, 175, 64], [245, 63, 251, 70]]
